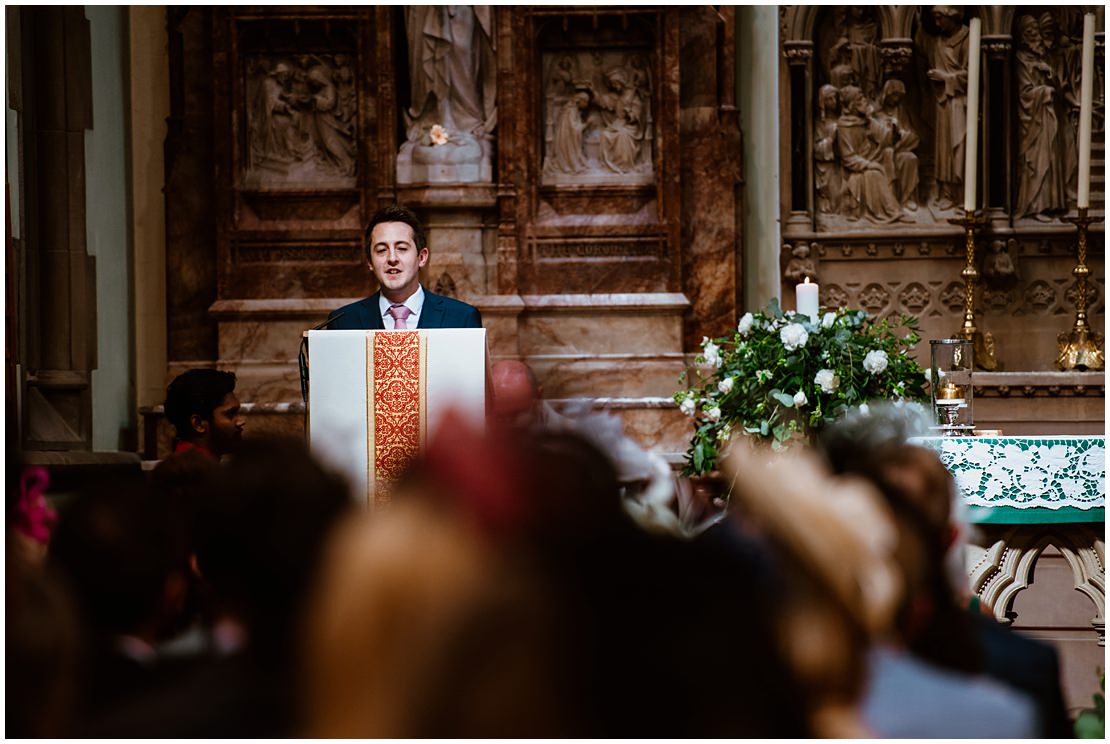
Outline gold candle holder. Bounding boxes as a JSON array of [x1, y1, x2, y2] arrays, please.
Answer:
[[947, 211, 998, 370], [1056, 207, 1104, 371]]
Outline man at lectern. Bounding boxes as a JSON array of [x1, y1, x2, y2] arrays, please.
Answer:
[[327, 205, 482, 330]]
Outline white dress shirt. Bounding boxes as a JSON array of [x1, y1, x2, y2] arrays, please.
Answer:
[[379, 285, 425, 329]]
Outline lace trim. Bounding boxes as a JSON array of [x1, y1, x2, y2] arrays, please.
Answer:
[[915, 436, 1105, 510]]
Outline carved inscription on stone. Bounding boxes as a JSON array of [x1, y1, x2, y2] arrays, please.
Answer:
[[541, 51, 654, 185], [236, 242, 360, 263], [532, 238, 661, 260], [244, 55, 357, 188]]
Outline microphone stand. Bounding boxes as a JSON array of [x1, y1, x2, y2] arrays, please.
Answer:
[[299, 311, 346, 433]]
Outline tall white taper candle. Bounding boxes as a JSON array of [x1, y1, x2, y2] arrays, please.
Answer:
[[1077, 13, 1095, 209], [963, 17, 982, 212]]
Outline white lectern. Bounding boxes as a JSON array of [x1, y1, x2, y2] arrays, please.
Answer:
[[307, 328, 490, 506]]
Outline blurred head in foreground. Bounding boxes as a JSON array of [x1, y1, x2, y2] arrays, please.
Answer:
[[192, 436, 351, 664], [305, 419, 809, 737], [721, 436, 903, 737], [819, 403, 981, 674]]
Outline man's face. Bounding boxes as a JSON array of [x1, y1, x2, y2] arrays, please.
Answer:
[[368, 221, 428, 301], [207, 392, 245, 456]]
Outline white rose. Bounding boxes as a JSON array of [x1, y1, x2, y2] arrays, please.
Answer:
[[859, 402, 870, 416], [814, 368, 839, 393], [793, 390, 808, 407], [863, 349, 889, 374], [821, 312, 836, 329], [779, 323, 809, 351], [702, 338, 722, 368], [706, 406, 722, 422], [737, 312, 754, 336], [717, 376, 735, 395], [680, 397, 697, 416]]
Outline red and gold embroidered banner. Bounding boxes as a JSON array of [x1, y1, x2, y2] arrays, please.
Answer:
[[366, 331, 427, 507]]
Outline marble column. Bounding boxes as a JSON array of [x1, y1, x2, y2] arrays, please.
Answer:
[[737, 5, 782, 311]]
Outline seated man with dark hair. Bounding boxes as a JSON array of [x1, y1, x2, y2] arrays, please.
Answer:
[[163, 369, 245, 459], [327, 204, 481, 330]]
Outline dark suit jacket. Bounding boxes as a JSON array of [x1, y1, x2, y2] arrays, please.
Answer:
[[971, 613, 1072, 738], [326, 288, 482, 330]]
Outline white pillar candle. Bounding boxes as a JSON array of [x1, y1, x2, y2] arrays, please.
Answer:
[[796, 277, 819, 322], [963, 17, 982, 212], [1077, 13, 1095, 209]]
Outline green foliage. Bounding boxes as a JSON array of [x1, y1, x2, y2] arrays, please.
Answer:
[[1075, 669, 1105, 739], [674, 300, 927, 475]]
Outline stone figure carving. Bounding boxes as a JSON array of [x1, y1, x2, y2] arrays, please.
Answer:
[[398, 6, 496, 184], [545, 90, 591, 175], [916, 6, 969, 211], [783, 242, 818, 283], [814, 84, 842, 214], [303, 58, 356, 176], [1015, 15, 1067, 221], [836, 86, 907, 223], [982, 239, 1019, 290], [595, 67, 648, 174], [1037, 12, 1080, 203], [245, 55, 357, 186], [540, 51, 654, 185], [841, 7, 882, 100], [874, 79, 920, 210]]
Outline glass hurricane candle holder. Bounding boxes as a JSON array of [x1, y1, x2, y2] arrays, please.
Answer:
[[930, 339, 974, 436]]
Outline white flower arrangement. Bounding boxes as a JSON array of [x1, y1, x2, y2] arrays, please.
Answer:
[[674, 299, 925, 474]]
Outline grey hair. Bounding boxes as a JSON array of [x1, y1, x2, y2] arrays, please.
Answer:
[[818, 401, 932, 475]]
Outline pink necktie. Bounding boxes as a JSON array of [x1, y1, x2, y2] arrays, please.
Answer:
[[388, 303, 413, 330]]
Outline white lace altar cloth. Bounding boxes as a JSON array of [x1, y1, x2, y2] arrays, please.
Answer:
[[914, 436, 1105, 510]]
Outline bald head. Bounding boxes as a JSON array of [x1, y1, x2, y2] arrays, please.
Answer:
[[491, 360, 542, 428]]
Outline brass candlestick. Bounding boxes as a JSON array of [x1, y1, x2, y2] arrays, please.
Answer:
[[948, 211, 998, 370], [1056, 207, 1104, 370]]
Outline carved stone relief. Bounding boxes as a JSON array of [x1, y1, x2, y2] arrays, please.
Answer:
[[243, 55, 357, 188], [541, 51, 654, 185], [1023, 280, 1057, 313], [899, 282, 931, 312], [1014, 11, 1085, 222], [397, 6, 497, 184], [858, 282, 891, 313]]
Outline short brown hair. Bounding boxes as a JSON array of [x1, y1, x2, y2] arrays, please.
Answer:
[[364, 205, 427, 260]]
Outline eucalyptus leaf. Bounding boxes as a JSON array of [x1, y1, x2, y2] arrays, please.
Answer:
[[771, 391, 795, 408]]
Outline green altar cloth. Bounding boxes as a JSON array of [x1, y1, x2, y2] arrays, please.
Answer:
[[913, 436, 1105, 525]]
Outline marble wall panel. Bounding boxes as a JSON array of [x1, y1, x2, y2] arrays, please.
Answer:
[[518, 313, 682, 356], [526, 355, 687, 399]]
